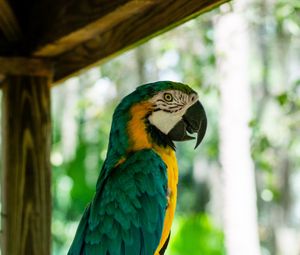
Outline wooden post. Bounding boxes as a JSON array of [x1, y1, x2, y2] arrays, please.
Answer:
[[1, 75, 52, 255]]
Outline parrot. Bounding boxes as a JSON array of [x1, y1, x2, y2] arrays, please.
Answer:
[[68, 81, 207, 255]]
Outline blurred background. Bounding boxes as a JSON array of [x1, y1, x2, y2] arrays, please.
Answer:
[[50, 0, 300, 254]]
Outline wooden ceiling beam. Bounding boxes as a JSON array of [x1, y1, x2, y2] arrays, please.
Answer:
[[0, 0, 227, 83], [50, 0, 227, 83], [0, 0, 22, 41], [0, 57, 53, 77], [33, 0, 156, 58]]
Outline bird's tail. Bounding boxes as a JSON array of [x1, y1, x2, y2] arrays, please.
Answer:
[[68, 204, 91, 255]]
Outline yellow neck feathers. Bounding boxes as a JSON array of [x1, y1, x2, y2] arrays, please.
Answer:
[[127, 102, 152, 151]]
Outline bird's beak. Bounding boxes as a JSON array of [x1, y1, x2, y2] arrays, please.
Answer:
[[167, 101, 207, 149]]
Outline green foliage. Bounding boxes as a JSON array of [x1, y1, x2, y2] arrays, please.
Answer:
[[275, 92, 289, 106], [170, 214, 226, 255], [275, 0, 300, 35]]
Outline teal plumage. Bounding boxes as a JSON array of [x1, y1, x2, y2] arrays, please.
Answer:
[[68, 81, 202, 255], [68, 150, 167, 255]]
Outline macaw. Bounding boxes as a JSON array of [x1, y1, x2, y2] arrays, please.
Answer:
[[68, 81, 207, 255]]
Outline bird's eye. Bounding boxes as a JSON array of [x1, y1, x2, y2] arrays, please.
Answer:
[[163, 93, 173, 102]]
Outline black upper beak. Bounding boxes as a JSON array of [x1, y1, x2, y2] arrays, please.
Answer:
[[167, 101, 207, 149]]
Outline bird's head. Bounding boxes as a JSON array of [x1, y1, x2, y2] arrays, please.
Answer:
[[145, 83, 207, 149], [110, 81, 207, 153]]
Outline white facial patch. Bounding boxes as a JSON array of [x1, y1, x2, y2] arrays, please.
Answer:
[[148, 111, 182, 134], [148, 90, 198, 134]]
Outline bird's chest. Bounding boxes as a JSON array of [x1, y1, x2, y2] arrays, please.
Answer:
[[154, 146, 178, 199], [153, 147, 178, 254], [159, 149, 178, 200]]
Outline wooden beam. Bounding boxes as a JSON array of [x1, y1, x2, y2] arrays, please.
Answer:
[[28, 0, 146, 55], [0, 0, 22, 41], [43, 0, 227, 83], [0, 57, 53, 77], [0, 0, 227, 82], [2, 75, 52, 255], [33, 0, 156, 57]]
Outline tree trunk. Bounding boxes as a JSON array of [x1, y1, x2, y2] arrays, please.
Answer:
[[1, 75, 51, 255], [214, 2, 261, 255], [135, 45, 147, 84]]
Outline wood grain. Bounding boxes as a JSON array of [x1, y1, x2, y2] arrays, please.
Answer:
[[0, 57, 53, 77], [24, 0, 133, 54], [33, 0, 155, 57], [0, 0, 227, 82], [0, 0, 22, 41], [51, 0, 228, 83], [1, 75, 51, 255]]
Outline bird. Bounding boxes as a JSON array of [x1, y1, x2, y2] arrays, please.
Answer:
[[68, 81, 207, 255]]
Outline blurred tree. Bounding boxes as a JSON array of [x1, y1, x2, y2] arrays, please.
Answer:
[[214, 1, 261, 255]]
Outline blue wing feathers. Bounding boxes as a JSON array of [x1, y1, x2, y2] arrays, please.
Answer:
[[124, 226, 141, 255], [68, 149, 168, 255]]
